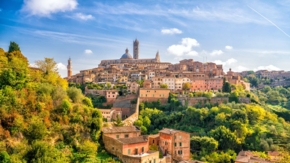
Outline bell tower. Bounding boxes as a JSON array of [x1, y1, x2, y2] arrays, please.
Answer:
[[155, 51, 160, 62], [67, 57, 72, 78], [133, 39, 139, 59]]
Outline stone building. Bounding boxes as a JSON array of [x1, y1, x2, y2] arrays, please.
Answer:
[[139, 88, 170, 103], [158, 128, 191, 162], [128, 82, 140, 94], [225, 69, 250, 91], [99, 109, 122, 122], [102, 126, 191, 163], [102, 126, 160, 163]]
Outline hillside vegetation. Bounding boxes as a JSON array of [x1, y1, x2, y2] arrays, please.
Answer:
[[135, 89, 290, 162], [0, 43, 104, 162]]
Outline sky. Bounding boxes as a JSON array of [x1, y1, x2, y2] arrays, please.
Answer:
[[1, 0, 290, 77]]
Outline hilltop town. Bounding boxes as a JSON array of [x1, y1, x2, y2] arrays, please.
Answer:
[[65, 40, 287, 163], [67, 39, 250, 92], [1, 41, 290, 163]]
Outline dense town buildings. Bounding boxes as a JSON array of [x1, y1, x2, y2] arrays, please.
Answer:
[[67, 39, 250, 92]]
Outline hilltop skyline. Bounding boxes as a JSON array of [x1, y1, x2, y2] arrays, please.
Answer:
[[1, 0, 290, 77]]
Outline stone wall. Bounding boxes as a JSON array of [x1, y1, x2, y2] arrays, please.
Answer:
[[178, 97, 228, 106], [139, 97, 168, 104], [102, 136, 124, 159]]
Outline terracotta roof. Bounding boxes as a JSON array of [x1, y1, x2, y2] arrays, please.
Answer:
[[102, 126, 139, 134], [268, 151, 280, 156], [118, 136, 148, 144], [178, 161, 204, 163], [148, 134, 159, 138], [159, 128, 185, 135]]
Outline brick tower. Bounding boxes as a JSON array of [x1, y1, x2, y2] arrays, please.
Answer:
[[133, 39, 139, 59], [67, 58, 72, 78]]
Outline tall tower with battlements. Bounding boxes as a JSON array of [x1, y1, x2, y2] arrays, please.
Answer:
[[133, 39, 139, 59], [67, 58, 72, 78]]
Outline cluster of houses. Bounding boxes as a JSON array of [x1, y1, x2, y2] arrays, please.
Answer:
[[102, 126, 192, 163], [66, 39, 250, 92]]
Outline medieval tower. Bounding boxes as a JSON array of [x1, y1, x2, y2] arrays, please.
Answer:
[[67, 58, 72, 78], [133, 39, 139, 59], [156, 51, 160, 62]]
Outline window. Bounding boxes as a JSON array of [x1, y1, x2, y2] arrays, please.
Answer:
[[180, 142, 182, 146], [125, 134, 129, 138], [142, 147, 144, 153], [128, 149, 131, 154], [174, 143, 176, 147], [153, 140, 154, 143], [116, 135, 119, 139]]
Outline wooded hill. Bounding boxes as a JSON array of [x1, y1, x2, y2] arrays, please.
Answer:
[[0, 42, 103, 162]]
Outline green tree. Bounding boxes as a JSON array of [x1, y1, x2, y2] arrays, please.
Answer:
[[25, 141, 67, 163], [160, 83, 168, 89], [67, 87, 83, 103], [113, 114, 124, 127], [222, 78, 231, 93], [191, 136, 218, 153], [25, 118, 47, 142], [0, 151, 10, 163], [8, 41, 21, 53], [143, 116, 151, 128], [35, 58, 57, 74], [209, 126, 239, 150], [182, 82, 191, 91]]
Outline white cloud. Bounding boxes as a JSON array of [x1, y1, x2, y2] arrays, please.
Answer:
[[57, 62, 67, 70], [225, 46, 233, 50], [254, 65, 280, 71], [75, 13, 94, 20], [161, 28, 182, 35], [84, 49, 93, 54], [213, 58, 237, 66], [167, 38, 200, 57], [210, 50, 223, 56], [22, 0, 77, 17]]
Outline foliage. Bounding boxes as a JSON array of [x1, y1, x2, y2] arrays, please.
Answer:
[[0, 44, 103, 162], [8, 41, 21, 53], [0, 151, 10, 163], [222, 78, 231, 93], [160, 83, 168, 89], [113, 114, 124, 127], [182, 82, 191, 91]]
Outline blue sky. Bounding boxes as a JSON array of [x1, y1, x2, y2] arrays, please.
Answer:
[[1, 0, 290, 77]]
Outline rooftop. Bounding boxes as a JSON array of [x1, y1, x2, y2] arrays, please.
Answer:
[[102, 126, 139, 134], [118, 136, 148, 144], [159, 128, 186, 135]]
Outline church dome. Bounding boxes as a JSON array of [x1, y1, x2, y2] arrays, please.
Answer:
[[121, 48, 133, 59]]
